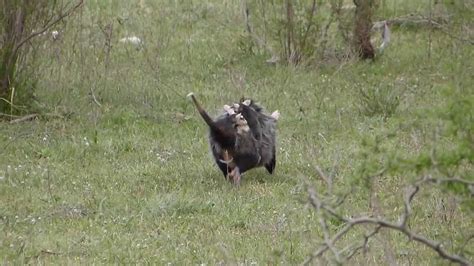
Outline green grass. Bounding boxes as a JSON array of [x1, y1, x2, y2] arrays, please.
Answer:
[[1, 0, 473, 264]]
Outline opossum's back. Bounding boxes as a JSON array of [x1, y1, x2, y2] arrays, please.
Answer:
[[258, 116, 277, 165], [208, 113, 236, 149]]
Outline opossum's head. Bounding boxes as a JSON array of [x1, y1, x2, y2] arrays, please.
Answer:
[[223, 104, 250, 134], [234, 113, 250, 133]]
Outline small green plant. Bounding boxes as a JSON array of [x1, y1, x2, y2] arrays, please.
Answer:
[[357, 83, 402, 119]]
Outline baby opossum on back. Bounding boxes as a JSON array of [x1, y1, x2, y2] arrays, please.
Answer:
[[187, 92, 279, 185]]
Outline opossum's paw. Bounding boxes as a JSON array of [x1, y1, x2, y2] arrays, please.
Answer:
[[230, 167, 241, 186], [271, 110, 280, 120]]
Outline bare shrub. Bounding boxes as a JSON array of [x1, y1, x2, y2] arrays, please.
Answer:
[[0, 0, 83, 114], [304, 95, 473, 265]]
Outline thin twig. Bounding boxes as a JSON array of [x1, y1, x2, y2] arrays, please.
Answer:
[[305, 168, 471, 266], [0, 112, 21, 118], [89, 87, 102, 107], [309, 186, 342, 263], [9, 113, 38, 124], [12, 0, 84, 56], [401, 184, 420, 226], [300, 0, 317, 50], [373, 14, 473, 45], [427, 176, 474, 187], [345, 225, 382, 260]]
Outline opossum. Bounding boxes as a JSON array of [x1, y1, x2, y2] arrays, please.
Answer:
[[235, 98, 279, 175], [187, 92, 279, 185], [222, 111, 261, 184]]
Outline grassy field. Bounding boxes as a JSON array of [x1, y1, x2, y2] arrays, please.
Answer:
[[1, 0, 473, 264]]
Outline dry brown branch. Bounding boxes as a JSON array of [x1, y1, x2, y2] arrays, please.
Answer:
[[12, 0, 84, 57], [304, 170, 471, 266], [315, 165, 332, 192], [373, 16, 443, 31], [9, 113, 38, 124], [308, 186, 342, 263], [0, 112, 21, 118], [240, 0, 277, 59], [300, 0, 317, 50], [344, 225, 382, 260], [89, 87, 102, 107], [426, 176, 474, 187], [372, 14, 473, 45]]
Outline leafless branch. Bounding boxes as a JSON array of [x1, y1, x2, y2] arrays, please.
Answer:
[[9, 113, 38, 124], [315, 165, 332, 193], [373, 14, 474, 45], [240, 0, 277, 58], [89, 87, 102, 107], [308, 186, 341, 263], [344, 225, 382, 260], [427, 176, 474, 187], [304, 168, 471, 266], [401, 184, 420, 227], [300, 0, 317, 50], [12, 0, 84, 56], [372, 14, 444, 31]]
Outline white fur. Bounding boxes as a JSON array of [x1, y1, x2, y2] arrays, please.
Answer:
[[223, 105, 235, 115], [271, 110, 280, 120], [242, 99, 251, 106], [119, 36, 143, 45], [186, 92, 194, 98]]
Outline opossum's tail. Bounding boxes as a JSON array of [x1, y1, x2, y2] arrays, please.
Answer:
[[187, 93, 220, 131], [187, 92, 237, 143]]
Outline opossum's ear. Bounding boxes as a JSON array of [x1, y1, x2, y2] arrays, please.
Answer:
[[271, 110, 280, 120], [223, 105, 235, 115], [242, 99, 251, 106]]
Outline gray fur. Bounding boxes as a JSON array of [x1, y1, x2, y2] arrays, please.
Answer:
[[189, 92, 278, 183]]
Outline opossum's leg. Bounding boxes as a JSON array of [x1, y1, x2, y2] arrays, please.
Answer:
[[264, 148, 276, 174], [235, 152, 261, 173], [215, 160, 228, 178], [230, 167, 241, 186]]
